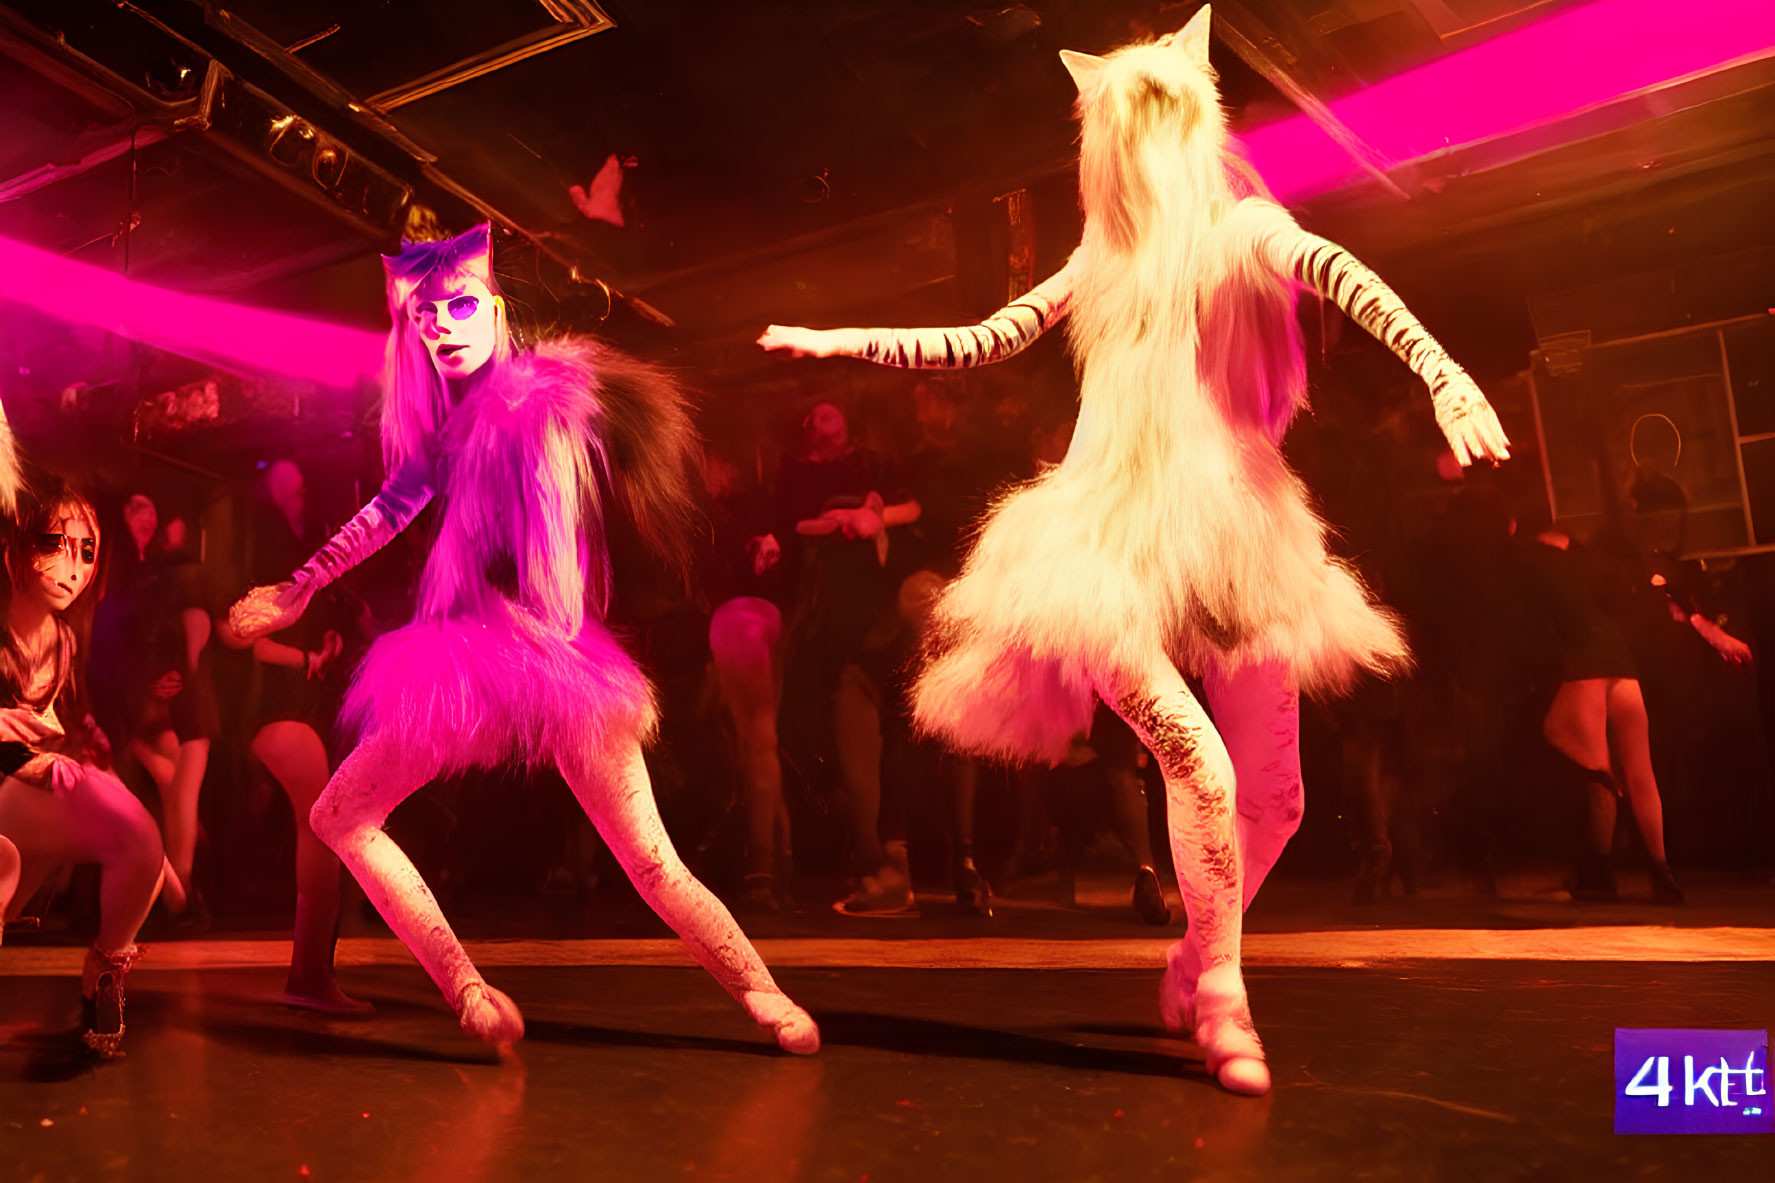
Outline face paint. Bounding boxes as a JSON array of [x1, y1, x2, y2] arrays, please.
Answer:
[[409, 275, 500, 379], [32, 508, 98, 611]]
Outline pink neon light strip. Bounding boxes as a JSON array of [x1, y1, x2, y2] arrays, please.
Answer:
[[0, 234, 384, 387], [1241, 0, 1775, 201]]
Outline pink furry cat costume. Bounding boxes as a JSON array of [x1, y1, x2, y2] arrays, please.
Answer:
[[231, 226, 818, 1055]]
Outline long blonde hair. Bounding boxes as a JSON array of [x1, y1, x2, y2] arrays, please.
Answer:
[[379, 224, 516, 470], [1065, 6, 1305, 438]]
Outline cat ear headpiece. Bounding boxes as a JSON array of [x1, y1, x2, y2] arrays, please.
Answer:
[[1160, 4, 1214, 69], [381, 223, 495, 313], [1060, 3, 1213, 92]]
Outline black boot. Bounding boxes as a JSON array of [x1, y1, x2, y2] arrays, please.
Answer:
[[954, 857, 993, 918], [1132, 864, 1171, 925]]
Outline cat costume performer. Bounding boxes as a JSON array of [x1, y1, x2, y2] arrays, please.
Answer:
[[761, 5, 1509, 1093], [230, 226, 818, 1054]]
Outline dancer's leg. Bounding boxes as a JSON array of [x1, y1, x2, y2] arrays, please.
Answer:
[[1605, 679, 1667, 863], [560, 740, 819, 1054], [131, 731, 177, 794], [1100, 657, 1267, 1095], [160, 738, 209, 888], [0, 766, 165, 1052], [1544, 679, 1620, 894], [0, 769, 165, 953], [709, 598, 786, 882], [308, 732, 513, 1040], [1205, 658, 1304, 908], [0, 834, 20, 943], [1160, 661, 1302, 1020], [255, 721, 367, 1012]]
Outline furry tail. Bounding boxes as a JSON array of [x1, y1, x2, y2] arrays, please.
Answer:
[[586, 342, 704, 582], [0, 392, 20, 518]]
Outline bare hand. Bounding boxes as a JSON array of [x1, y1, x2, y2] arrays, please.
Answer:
[[841, 507, 885, 540], [1432, 374, 1512, 467], [748, 533, 782, 576], [1693, 617, 1753, 664], [757, 325, 838, 358], [152, 671, 183, 700]]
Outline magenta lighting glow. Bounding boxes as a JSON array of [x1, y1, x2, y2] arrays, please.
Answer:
[[1241, 0, 1775, 201], [0, 234, 384, 387]]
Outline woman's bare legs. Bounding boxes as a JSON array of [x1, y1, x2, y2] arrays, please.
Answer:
[[253, 720, 368, 1012], [308, 731, 519, 1043], [1605, 679, 1668, 864], [0, 767, 165, 955], [154, 737, 209, 892], [709, 598, 789, 887], [560, 740, 819, 1054], [1101, 656, 1266, 1095], [0, 833, 19, 944], [1544, 679, 1621, 894]]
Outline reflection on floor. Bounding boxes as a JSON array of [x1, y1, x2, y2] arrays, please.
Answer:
[[3, 950, 1771, 1179]]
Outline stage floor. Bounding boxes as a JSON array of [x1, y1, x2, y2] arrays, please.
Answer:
[[4, 932, 1772, 1181]]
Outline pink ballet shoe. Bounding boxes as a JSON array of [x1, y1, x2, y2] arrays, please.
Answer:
[[455, 980, 525, 1048], [1191, 969, 1270, 1096], [744, 990, 821, 1055], [1157, 942, 1197, 1035]]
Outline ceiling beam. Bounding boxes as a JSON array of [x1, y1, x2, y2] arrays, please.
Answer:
[[1213, 2, 1412, 199]]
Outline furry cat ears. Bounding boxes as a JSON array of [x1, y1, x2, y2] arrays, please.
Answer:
[[1060, 3, 1212, 91], [381, 223, 494, 283]]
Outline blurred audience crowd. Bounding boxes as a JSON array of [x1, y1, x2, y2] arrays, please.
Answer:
[[9, 364, 1772, 945]]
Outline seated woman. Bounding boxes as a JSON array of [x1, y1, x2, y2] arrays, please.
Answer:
[[0, 469, 173, 1056]]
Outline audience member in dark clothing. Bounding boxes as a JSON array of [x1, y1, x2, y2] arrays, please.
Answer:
[[217, 460, 366, 1011]]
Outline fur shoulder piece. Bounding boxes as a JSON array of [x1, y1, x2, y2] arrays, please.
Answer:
[[525, 335, 703, 581]]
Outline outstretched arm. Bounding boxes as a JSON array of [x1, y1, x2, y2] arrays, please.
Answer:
[[225, 457, 434, 641], [1247, 202, 1510, 466], [758, 252, 1083, 369], [291, 457, 435, 591]]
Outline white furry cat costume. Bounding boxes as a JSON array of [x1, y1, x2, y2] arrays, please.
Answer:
[[762, 6, 1508, 766]]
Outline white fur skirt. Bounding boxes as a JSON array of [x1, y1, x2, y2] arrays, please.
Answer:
[[909, 435, 1408, 766], [342, 600, 656, 775]]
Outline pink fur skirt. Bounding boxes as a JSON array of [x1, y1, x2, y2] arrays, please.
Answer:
[[341, 601, 656, 774]]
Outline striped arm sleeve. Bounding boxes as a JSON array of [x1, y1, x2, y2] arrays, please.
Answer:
[[295, 455, 435, 589], [826, 255, 1080, 370], [1247, 201, 1474, 410]]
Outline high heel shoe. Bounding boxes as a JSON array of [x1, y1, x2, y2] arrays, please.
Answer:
[[81, 944, 146, 1059], [455, 979, 525, 1048], [1191, 967, 1270, 1096], [954, 857, 993, 918], [1132, 865, 1171, 926], [743, 989, 821, 1055], [1648, 861, 1686, 906]]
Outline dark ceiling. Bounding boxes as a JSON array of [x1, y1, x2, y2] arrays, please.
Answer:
[[1, 0, 1772, 470]]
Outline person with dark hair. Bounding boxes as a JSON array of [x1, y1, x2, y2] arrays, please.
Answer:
[[0, 468, 173, 1056]]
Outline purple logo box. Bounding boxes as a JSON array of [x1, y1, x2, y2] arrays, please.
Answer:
[[1615, 1029, 1771, 1135]]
